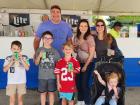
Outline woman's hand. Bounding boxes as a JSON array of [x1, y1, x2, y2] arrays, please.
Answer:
[[81, 65, 87, 72], [107, 49, 115, 56], [111, 50, 115, 55]]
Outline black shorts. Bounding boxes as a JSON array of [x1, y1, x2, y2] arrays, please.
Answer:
[[38, 79, 57, 93]]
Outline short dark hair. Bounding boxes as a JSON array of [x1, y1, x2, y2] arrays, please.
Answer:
[[11, 40, 22, 49], [113, 21, 122, 28], [42, 31, 53, 38], [51, 5, 61, 12]]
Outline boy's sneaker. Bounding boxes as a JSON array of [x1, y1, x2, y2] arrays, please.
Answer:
[[76, 101, 85, 105]]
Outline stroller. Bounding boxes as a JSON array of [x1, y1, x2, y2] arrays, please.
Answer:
[[90, 55, 125, 105]]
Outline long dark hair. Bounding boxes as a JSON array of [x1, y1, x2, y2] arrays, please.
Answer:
[[95, 19, 107, 41], [76, 19, 91, 40]]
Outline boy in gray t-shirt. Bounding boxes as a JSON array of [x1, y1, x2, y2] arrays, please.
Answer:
[[35, 31, 60, 105], [36, 47, 60, 80]]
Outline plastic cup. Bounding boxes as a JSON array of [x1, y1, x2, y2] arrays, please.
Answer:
[[42, 52, 46, 59], [68, 62, 73, 72], [14, 52, 19, 60]]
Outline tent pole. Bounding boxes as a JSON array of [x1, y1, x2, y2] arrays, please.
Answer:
[[43, 0, 48, 9], [96, 0, 102, 17]]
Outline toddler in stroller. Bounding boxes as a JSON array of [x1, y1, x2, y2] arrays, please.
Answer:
[[91, 62, 125, 105]]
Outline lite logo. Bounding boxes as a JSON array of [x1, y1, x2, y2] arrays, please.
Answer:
[[9, 13, 30, 27], [13, 16, 27, 25]]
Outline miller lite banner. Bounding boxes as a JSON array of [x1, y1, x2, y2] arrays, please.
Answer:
[[9, 13, 30, 27], [62, 15, 80, 27]]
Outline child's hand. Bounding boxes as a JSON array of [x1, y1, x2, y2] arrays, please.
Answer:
[[19, 52, 23, 60], [68, 69, 74, 73], [57, 82, 61, 91], [113, 86, 119, 99], [39, 51, 43, 58], [10, 56, 15, 65], [19, 53, 26, 62], [94, 70, 99, 75], [112, 86, 117, 91]]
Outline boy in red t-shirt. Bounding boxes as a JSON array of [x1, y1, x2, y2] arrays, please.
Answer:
[[54, 41, 80, 105]]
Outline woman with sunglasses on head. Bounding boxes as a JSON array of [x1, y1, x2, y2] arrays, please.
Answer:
[[73, 19, 96, 105]]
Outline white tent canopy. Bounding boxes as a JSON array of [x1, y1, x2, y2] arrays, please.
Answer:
[[0, 0, 140, 16]]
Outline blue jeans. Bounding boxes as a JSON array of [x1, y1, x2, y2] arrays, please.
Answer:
[[95, 96, 117, 105]]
